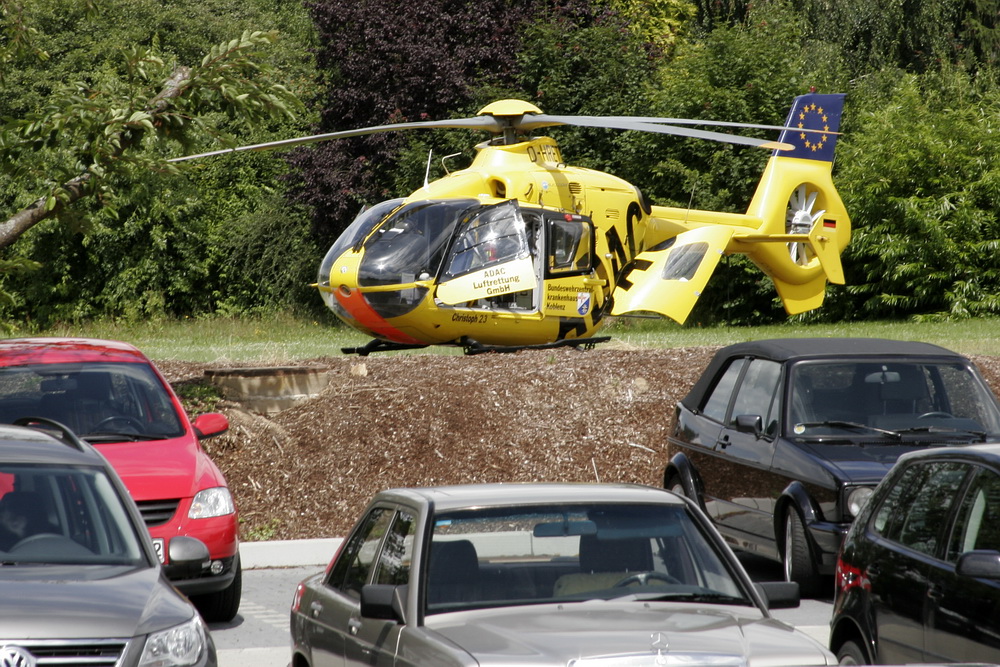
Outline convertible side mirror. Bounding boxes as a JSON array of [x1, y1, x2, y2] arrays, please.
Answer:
[[734, 414, 763, 437]]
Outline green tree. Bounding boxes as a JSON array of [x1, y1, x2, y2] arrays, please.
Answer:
[[825, 69, 1000, 321], [1, 0, 319, 326]]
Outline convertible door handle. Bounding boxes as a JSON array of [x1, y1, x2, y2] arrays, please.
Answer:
[[348, 618, 363, 636]]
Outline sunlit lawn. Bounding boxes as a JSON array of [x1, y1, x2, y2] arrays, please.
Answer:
[[22, 313, 1000, 362]]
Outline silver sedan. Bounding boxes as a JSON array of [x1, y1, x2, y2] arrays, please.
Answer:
[[290, 483, 836, 667]]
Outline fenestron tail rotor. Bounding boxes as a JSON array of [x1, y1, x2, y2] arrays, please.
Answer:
[[786, 184, 826, 267]]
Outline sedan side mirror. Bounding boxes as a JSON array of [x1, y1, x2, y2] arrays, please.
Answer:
[[957, 550, 1000, 579], [754, 581, 800, 609], [360, 584, 408, 624]]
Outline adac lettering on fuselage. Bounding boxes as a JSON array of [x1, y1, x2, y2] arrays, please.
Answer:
[[436, 256, 537, 305]]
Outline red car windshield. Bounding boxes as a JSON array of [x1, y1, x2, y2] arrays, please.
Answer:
[[0, 362, 184, 440]]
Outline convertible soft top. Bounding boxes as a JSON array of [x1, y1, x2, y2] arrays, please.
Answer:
[[682, 337, 968, 410]]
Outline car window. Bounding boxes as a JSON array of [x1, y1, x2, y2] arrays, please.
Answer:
[[948, 467, 1000, 560], [426, 502, 749, 615], [789, 360, 1000, 435], [0, 362, 184, 438], [0, 464, 146, 565], [873, 461, 968, 557], [374, 510, 416, 586], [729, 359, 781, 436], [702, 359, 746, 423], [327, 507, 394, 599]]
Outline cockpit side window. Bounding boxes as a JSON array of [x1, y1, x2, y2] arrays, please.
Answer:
[[547, 216, 593, 275]]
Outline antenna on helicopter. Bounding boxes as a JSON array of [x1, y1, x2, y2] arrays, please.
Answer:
[[441, 152, 462, 176]]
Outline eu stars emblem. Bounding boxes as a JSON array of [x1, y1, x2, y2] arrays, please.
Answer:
[[774, 93, 845, 162]]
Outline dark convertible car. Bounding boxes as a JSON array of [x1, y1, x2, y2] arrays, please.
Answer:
[[664, 338, 1000, 595]]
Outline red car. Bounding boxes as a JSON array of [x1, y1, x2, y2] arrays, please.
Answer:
[[0, 337, 241, 622]]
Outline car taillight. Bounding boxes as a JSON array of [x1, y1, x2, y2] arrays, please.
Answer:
[[835, 554, 869, 594], [291, 582, 306, 613]]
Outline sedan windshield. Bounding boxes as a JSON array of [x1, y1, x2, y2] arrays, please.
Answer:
[[789, 360, 1000, 437], [427, 503, 749, 615], [0, 464, 146, 566], [0, 362, 184, 440]]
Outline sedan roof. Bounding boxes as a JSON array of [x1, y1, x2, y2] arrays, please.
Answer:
[[372, 482, 683, 513], [684, 338, 969, 409]]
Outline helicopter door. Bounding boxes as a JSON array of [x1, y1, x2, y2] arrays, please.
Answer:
[[610, 226, 735, 323], [436, 201, 538, 307], [541, 214, 596, 317]]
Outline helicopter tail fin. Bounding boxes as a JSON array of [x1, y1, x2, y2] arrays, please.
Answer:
[[737, 92, 851, 315]]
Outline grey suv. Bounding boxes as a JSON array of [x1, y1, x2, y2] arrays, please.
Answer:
[[0, 417, 216, 667]]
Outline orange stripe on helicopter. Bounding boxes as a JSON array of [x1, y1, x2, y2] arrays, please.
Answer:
[[333, 289, 425, 345]]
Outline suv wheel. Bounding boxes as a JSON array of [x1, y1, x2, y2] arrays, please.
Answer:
[[193, 557, 242, 623], [666, 475, 686, 498], [835, 639, 868, 665], [783, 509, 822, 597]]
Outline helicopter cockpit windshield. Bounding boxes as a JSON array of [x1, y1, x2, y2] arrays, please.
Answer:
[[357, 199, 480, 287]]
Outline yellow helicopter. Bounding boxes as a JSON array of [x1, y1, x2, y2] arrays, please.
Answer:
[[173, 92, 849, 355]]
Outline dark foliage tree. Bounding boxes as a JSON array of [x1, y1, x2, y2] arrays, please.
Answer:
[[288, 0, 535, 244]]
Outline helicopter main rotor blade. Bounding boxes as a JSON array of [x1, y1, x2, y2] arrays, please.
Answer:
[[597, 116, 841, 136], [519, 114, 794, 150], [167, 115, 501, 163]]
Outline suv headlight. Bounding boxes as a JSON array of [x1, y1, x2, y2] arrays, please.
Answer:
[[189, 487, 235, 519], [846, 486, 874, 518], [139, 615, 209, 667]]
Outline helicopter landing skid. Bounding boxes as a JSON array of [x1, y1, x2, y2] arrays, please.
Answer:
[[341, 340, 430, 356], [461, 336, 612, 355]]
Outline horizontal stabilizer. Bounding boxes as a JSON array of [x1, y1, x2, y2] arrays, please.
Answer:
[[611, 227, 734, 323]]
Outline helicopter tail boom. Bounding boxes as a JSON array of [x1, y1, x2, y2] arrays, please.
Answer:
[[610, 93, 849, 323]]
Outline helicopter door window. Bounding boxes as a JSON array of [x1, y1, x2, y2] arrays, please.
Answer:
[[547, 216, 593, 275], [441, 201, 531, 280]]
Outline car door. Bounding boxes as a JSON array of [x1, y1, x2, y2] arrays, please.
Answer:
[[864, 461, 968, 664], [345, 508, 416, 666], [925, 464, 1000, 662], [675, 357, 744, 521], [301, 506, 414, 667], [706, 358, 782, 545]]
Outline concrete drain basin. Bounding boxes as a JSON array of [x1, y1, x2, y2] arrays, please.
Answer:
[[204, 367, 330, 415]]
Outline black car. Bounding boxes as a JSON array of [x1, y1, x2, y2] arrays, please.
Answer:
[[830, 443, 1000, 664], [0, 418, 216, 667], [665, 338, 1000, 595]]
